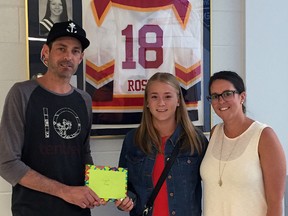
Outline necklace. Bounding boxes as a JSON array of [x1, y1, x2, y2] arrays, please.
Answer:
[[218, 132, 238, 187]]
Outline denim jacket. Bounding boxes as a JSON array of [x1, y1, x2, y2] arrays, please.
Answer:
[[119, 125, 208, 216]]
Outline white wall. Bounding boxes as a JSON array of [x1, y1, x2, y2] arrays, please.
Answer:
[[210, 0, 245, 125], [0, 1, 26, 216], [1, 0, 286, 216], [245, 0, 288, 161]]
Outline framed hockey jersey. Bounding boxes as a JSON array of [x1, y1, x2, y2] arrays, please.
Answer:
[[83, 0, 211, 136]]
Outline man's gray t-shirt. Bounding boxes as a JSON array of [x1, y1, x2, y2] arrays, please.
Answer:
[[0, 79, 93, 216]]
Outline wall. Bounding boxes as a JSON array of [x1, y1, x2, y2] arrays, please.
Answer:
[[210, 0, 245, 124], [3, 0, 286, 215], [245, 0, 288, 161], [0, 1, 26, 216], [245, 1, 288, 214]]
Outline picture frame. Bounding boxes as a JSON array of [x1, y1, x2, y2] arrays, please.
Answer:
[[26, 0, 211, 137]]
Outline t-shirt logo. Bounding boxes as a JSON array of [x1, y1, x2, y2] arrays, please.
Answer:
[[53, 108, 81, 139], [43, 107, 81, 139]]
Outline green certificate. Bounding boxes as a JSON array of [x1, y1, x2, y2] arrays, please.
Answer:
[[85, 165, 128, 201]]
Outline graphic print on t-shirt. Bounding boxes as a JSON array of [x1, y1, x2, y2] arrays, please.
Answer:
[[43, 107, 82, 139]]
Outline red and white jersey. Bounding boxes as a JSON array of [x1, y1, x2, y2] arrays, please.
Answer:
[[84, 0, 204, 115]]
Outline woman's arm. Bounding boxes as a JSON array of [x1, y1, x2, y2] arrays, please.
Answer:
[[259, 127, 286, 216]]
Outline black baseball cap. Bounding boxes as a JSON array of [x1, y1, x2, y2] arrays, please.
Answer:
[[46, 21, 90, 50]]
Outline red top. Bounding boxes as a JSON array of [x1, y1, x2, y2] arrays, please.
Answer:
[[152, 137, 169, 216]]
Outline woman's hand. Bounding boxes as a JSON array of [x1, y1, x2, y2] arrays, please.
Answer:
[[115, 197, 134, 212]]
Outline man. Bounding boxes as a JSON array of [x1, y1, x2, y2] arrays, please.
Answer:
[[0, 21, 101, 216]]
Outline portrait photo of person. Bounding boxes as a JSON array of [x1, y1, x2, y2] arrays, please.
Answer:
[[39, 0, 72, 36]]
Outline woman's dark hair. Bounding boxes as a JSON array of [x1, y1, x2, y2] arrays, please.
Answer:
[[209, 71, 246, 113], [43, 0, 68, 22]]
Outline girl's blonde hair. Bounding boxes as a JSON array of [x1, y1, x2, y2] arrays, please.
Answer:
[[135, 72, 204, 155]]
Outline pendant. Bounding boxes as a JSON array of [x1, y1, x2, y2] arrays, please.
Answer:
[[218, 179, 222, 187]]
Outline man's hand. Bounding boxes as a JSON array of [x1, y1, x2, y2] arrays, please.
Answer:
[[60, 185, 102, 208], [19, 169, 105, 209]]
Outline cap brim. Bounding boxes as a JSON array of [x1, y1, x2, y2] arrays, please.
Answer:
[[46, 32, 90, 50]]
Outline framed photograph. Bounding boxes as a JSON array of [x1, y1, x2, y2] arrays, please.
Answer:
[[26, 0, 211, 137]]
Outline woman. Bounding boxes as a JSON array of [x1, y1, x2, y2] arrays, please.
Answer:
[[116, 72, 208, 216], [40, 0, 69, 36], [200, 71, 286, 216]]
